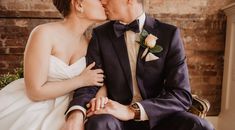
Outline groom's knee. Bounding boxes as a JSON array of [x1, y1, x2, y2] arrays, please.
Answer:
[[197, 118, 214, 130], [178, 112, 214, 130], [85, 114, 122, 130]]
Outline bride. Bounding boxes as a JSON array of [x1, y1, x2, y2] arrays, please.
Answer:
[[0, 0, 107, 129]]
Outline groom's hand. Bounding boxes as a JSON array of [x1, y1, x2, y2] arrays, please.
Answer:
[[87, 99, 135, 121], [61, 110, 84, 130]]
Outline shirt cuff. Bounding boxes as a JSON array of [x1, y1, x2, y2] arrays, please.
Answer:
[[136, 102, 149, 121], [65, 105, 87, 120]]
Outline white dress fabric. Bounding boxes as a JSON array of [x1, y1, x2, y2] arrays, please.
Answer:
[[0, 55, 86, 130]]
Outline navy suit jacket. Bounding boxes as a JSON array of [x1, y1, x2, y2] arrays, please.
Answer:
[[68, 15, 192, 128]]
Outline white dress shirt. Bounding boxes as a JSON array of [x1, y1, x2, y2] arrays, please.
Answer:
[[124, 13, 148, 121]]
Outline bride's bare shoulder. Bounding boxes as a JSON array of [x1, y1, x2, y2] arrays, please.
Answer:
[[27, 22, 63, 45], [31, 22, 62, 36]]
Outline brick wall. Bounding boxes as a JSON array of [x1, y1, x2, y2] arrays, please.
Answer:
[[0, 0, 234, 115]]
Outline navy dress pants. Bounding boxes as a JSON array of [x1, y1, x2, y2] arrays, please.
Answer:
[[85, 111, 214, 130]]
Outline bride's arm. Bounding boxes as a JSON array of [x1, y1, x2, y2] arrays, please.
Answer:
[[24, 25, 103, 102], [95, 85, 107, 98]]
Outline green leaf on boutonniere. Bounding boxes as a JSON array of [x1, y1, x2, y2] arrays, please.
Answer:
[[137, 30, 149, 47], [136, 29, 163, 54], [149, 45, 163, 53], [141, 29, 149, 37]]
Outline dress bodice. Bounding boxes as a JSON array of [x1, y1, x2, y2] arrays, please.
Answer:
[[48, 55, 86, 81]]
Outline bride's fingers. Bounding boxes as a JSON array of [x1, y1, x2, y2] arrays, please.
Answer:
[[104, 97, 109, 104], [95, 82, 104, 86], [97, 74, 104, 78], [95, 97, 101, 110], [95, 69, 104, 74], [97, 77, 104, 82], [86, 62, 95, 70], [90, 98, 96, 112], [100, 97, 106, 108]]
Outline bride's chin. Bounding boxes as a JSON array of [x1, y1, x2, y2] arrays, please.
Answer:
[[93, 17, 108, 23]]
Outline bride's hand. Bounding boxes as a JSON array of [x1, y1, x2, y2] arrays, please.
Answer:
[[86, 97, 109, 115], [79, 62, 104, 87]]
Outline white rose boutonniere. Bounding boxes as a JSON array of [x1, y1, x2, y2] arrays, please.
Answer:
[[136, 30, 163, 61], [145, 34, 158, 48]]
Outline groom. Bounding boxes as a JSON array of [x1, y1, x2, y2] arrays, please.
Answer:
[[65, 0, 214, 130]]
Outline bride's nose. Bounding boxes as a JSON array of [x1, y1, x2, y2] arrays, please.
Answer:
[[100, 0, 107, 5]]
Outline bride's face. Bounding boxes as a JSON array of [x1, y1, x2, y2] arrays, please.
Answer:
[[82, 0, 107, 21]]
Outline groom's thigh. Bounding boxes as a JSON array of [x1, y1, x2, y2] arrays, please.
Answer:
[[85, 114, 123, 130], [123, 120, 150, 130], [152, 111, 214, 130]]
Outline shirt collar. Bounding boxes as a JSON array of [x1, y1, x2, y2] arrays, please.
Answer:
[[119, 12, 146, 32], [138, 12, 146, 32]]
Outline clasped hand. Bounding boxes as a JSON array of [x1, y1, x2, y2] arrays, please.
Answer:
[[86, 97, 135, 121]]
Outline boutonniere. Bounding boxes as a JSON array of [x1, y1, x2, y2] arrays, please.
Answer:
[[136, 30, 163, 61]]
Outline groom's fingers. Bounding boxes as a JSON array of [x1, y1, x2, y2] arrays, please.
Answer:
[[87, 108, 108, 117], [94, 108, 108, 115], [87, 111, 93, 117]]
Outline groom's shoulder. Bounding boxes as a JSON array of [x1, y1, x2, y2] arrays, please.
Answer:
[[154, 18, 177, 32], [146, 15, 181, 40]]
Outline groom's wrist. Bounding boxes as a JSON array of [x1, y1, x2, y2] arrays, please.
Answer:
[[129, 103, 141, 120]]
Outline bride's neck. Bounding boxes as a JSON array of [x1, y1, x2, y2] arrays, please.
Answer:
[[62, 14, 94, 37]]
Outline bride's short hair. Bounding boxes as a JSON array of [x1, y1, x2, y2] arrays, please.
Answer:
[[53, 0, 72, 17]]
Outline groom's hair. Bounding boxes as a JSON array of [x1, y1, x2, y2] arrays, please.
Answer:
[[53, 0, 71, 17]]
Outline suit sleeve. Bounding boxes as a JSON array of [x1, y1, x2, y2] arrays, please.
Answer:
[[65, 30, 103, 116], [140, 28, 192, 128]]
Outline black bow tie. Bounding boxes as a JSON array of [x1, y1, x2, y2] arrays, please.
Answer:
[[113, 20, 140, 37]]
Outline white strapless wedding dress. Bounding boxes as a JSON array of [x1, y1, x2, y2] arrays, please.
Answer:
[[0, 55, 86, 130]]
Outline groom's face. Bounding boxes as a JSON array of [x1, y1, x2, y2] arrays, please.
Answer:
[[101, 0, 128, 21]]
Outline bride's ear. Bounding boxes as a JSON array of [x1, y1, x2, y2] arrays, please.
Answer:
[[72, 0, 84, 13]]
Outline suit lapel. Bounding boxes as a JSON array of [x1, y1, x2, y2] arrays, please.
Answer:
[[107, 16, 158, 99], [136, 15, 158, 99], [137, 15, 158, 61], [108, 26, 133, 92]]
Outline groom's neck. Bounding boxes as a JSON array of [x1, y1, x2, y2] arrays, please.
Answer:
[[120, 4, 144, 24]]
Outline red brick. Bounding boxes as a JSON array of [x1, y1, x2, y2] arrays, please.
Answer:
[[8, 62, 21, 68], [5, 39, 25, 46], [0, 69, 15, 75], [9, 47, 25, 54], [203, 71, 217, 76], [0, 55, 23, 62], [0, 62, 7, 68], [0, 48, 7, 54]]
